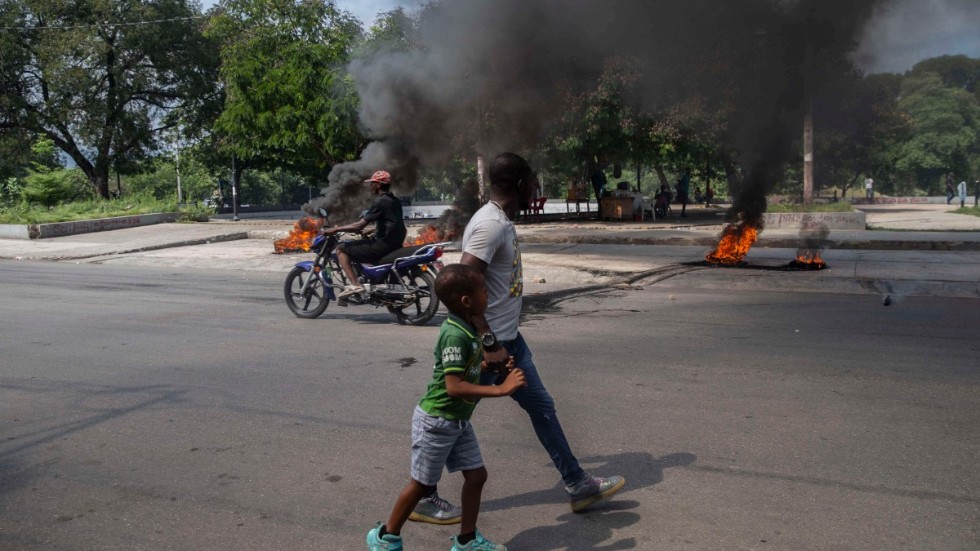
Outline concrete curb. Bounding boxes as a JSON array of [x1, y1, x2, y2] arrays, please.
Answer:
[[0, 213, 179, 240], [519, 233, 980, 251], [54, 232, 250, 261]]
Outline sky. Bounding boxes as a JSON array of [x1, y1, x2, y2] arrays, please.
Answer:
[[198, 0, 980, 74]]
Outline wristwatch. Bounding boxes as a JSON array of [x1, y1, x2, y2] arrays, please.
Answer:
[[480, 331, 499, 350]]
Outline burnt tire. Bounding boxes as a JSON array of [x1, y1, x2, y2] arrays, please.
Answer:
[[388, 269, 439, 326], [284, 266, 330, 319]]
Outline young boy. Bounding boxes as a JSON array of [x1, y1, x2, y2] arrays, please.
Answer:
[[367, 264, 526, 551]]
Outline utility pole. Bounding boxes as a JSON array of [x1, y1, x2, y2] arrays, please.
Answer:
[[231, 153, 239, 222], [803, 106, 813, 207], [175, 147, 183, 204]]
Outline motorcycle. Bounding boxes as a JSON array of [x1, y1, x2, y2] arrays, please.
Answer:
[[283, 208, 448, 325]]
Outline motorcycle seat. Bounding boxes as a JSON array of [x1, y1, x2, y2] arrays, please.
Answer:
[[364, 245, 430, 267]]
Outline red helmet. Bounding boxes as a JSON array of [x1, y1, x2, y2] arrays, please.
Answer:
[[365, 170, 391, 185]]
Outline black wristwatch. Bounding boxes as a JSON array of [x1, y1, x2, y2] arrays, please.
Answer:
[[480, 331, 499, 350]]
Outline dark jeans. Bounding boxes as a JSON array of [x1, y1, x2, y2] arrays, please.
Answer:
[[482, 333, 586, 486]]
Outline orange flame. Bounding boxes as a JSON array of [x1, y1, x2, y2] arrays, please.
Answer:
[[412, 225, 443, 245], [274, 216, 322, 254], [793, 250, 827, 269], [705, 221, 759, 265]]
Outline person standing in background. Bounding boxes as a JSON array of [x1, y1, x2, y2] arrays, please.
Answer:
[[957, 180, 967, 208], [865, 177, 874, 201]]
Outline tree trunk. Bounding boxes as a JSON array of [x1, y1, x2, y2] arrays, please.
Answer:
[[653, 164, 669, 189]]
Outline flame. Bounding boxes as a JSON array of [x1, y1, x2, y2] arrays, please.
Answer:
[[274, 216, 322, 254], [705, 221, 759, 265], [411, 223, 463, 246], [413, 225, 442, 245], [792, 250, 827, 269]]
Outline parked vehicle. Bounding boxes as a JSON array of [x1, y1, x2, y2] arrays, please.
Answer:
[[283, 209, 447, 325]]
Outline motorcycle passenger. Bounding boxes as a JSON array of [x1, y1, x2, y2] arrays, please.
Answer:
[[322, 170, 407, 299]]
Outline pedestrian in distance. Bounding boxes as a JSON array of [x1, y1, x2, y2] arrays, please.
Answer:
[[945, 172, 955, 204], [974, 180, 979, 207], [367, 263, 525, 551], [865, 176, 874, 201], [957, 180, 967, 208], [677, 168, 691, 217], [412, 153, 626, 525]]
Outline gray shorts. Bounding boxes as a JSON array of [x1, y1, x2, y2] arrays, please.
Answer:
[[410, 406, 484, 486]]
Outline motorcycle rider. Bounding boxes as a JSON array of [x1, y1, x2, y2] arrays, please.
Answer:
[[322, 170, 407, 299]]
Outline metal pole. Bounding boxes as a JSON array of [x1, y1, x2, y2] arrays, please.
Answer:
[[232, 153, 239, 221], [803, 107, 813, 207], [175, 147, 183, 204]]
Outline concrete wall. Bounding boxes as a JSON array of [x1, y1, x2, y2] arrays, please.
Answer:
[[0, 213, 178, 240], [762, 211, 866, 230]]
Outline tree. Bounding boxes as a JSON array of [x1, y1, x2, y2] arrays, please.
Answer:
[[0, 0, 220, 198], [206, 0, 365, 183], [891, 72, 980, 191]]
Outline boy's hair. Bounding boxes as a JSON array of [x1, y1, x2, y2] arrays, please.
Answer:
[[435, 264, 484, 315]]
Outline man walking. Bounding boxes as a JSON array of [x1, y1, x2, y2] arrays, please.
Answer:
[[412, 153, 625, 524]]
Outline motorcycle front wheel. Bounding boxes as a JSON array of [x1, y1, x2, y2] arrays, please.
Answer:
[[388, 269, 439, 326], [284, 266, 330, 318]]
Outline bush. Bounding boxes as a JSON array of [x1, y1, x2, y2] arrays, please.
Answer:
[[1, 177, 22, 209], [20, 168, 90, 207]]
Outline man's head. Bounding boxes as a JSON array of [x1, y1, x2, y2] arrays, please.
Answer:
[[365, 170, 391, 194], [435, 264, 487, 320], [489, 152, 535, 207]]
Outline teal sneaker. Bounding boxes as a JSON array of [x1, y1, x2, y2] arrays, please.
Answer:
[[450, 529, 507, 550], [566, 473, 626, 512], [366, 522, 403, 550]]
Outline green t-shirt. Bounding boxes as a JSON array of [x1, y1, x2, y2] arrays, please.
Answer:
[[418, 315, 483, 421]]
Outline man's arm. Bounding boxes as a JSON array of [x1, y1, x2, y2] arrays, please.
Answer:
[[459, 252, 510, 369], [324, 218, 369, 234]]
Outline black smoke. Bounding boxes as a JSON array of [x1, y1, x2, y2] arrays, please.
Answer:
[[315, 0, 895, 225]]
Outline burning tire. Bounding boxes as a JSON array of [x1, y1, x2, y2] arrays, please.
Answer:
[[284, 266, 331, 318], [387, 269, 438, 326]]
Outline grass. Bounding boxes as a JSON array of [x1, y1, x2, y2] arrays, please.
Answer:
[[952, 205, 980, 217], [767, 202, 855, 213], [0, 195, 212, 224]]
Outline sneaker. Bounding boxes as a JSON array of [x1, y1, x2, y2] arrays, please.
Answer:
[[366, 522, 403, 550], [409, 491, 462, 525], [566, 473, 626, 512], [450, 529, 507, 551], [338, 284, 365, 298]]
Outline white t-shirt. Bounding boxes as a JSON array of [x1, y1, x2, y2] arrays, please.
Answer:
[[865, 178, 873, 190], [461, 202, 523, 340]]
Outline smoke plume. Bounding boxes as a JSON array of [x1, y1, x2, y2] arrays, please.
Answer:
[[316, 0, 894, 225]]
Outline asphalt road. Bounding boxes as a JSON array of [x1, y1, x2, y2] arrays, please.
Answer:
[[0, 259, 978, 550]]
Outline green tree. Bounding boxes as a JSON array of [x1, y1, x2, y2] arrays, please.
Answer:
[[206, 0, 365, 186], [0, 0, 220, 199], [892, 72, 980, 191]]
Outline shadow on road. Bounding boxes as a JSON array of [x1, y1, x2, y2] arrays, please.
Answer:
[[482, 451, 696, 549]]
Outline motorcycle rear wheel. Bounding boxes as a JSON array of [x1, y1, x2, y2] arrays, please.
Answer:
[[284, 266, 330, 318], [388, 269, 439, 326]]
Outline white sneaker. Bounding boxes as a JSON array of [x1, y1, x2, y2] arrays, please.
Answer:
[[337, 284, 365, 298]]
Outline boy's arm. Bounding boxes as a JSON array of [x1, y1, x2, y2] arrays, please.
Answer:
[[445, 369, 524, 400]]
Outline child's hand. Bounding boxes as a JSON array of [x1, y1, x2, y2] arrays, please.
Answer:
[[499, 368, 526, 395]]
